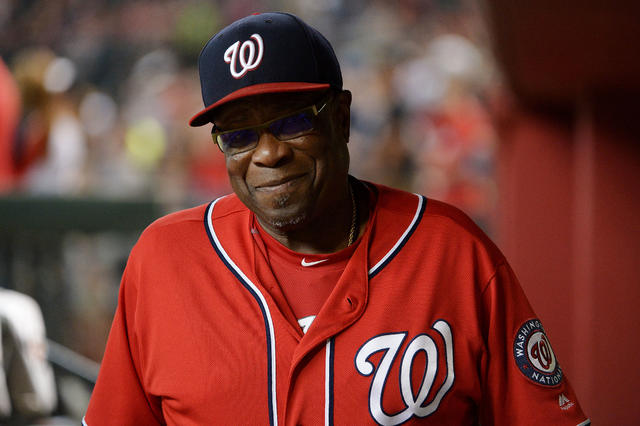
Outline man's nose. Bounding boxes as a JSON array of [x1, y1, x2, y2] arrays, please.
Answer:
[[251, 131, 293, 167]]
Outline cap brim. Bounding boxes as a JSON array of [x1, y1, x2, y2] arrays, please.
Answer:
[[189, 82, 331, 127]]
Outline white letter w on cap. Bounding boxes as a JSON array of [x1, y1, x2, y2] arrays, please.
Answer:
[[224, 34, 264, 79]]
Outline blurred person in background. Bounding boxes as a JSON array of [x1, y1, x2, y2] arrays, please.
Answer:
[[84, 12, 589, 426], [0, 58, 21, 192], [0, 288, 57, 423]]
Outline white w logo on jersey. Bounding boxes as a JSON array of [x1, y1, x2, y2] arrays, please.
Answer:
[[224, 34, 264, 79], [355, 321, 455, 425]]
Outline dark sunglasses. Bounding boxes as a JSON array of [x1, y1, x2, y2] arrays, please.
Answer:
[[212, 96, 331, 155]]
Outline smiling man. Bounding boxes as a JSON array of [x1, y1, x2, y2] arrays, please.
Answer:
[[214, 90, 355, 253], [84, 12, 589, 426]]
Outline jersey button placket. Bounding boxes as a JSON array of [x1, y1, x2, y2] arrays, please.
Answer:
[[346, 296, 357, 310]]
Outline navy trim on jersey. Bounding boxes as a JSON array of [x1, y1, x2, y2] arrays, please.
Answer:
[[325, 338, 335, 426], [368, 194, 426, 279], [202, 191, 425, 425], [204, 197, 278, 426]]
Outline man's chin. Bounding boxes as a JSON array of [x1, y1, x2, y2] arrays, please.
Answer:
[[259, 209, 309, 233], [256, 194, 312, 232]]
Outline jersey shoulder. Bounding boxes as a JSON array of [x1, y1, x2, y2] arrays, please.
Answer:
[[372, 182, 505, 264], [423, 198, 497, 246], [140, 203, 207, 238], [131, 193, 245, 255], [140, 193, 244, 236]]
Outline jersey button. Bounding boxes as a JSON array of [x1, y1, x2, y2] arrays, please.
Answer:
[[346, 296, 357, 310]]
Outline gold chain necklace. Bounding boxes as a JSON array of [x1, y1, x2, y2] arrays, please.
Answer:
[[347, 181, 358, 246]]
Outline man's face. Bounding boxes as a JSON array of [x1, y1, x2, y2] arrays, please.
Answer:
[[213, 90, 352, 234]]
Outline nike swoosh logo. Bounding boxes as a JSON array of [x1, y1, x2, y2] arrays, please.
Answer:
[[301, 258, 328, 267]]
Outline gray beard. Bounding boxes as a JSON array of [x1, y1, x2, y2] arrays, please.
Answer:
[[270, 213, 306, 230], [266, 194, 308, 230]]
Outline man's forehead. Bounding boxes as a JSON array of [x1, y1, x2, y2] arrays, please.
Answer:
[[212, 90, 327, 124]]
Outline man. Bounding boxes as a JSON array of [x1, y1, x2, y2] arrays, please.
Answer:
[[85, 12, 589, 425]]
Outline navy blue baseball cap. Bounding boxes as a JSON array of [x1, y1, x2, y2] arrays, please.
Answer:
[[189, 12, 343, 127]]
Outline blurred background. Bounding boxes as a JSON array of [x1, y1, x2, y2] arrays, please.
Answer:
[[0, 0, 638, 424]]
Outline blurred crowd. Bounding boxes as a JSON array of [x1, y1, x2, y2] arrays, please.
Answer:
[[0, 0, 499, 420], [0, 0, 498, 225]]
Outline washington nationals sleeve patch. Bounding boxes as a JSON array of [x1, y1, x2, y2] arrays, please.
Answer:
[[513, 318, 563, 387]]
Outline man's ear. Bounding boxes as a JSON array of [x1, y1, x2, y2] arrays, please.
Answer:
[[336, 90, 352, 143]]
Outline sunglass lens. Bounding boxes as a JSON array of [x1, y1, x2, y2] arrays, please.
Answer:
[[219, 129, 259, 152], [269, 111, 314, 140]]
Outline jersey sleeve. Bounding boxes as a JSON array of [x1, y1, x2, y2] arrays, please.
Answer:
[[83, 256, 164, 426], [479, 262, 590, 426]]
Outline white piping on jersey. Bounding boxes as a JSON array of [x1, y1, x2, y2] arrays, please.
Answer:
[[325, 339, 332, 426], [323, 192, 424, 424], [206, 197, 278, 426], [368, 193, 425, 277], [82, 417, 88, 426], [577, 420, 591, 426], [205, 192, 422, 425]]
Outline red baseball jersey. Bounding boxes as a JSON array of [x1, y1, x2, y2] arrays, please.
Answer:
[[84, 182, 589, 425]]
